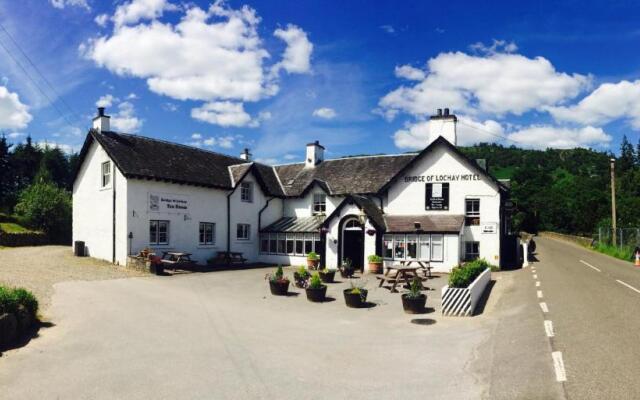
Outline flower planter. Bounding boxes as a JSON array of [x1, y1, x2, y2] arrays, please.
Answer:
[[269, 280, 290, 296], [0, 313, 17, 347], [441, 268, 491, 317], [401, 293, 427, 314], [343, 289, 368, 308], [305, 285, 327, 302], [293, 272, 309, 288], [307, 259, 319, 270], [339, 267, 355, 278], [319, 270, 336, 283], [368, 262, 383, 274]]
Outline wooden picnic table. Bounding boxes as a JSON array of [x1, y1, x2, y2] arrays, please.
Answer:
[[160, 252, 194, 271], [399, 260, 433, 278], [377, 264, 422, 293]]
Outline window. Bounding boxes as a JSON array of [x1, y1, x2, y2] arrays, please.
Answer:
[[101, 161, 111, 188], [149, 220, 169, 245], [260, 234, 269, 253], [286, 234, 294, 254], [394, 235, 406, 259], [199, 222, 215, 245], [269, 233, 277, 253], [383, 235, 393, 259], [419, 235, 430, 260], [313, 233, 321, 253], [431, 234, 443, 261], [406, 235, 417, 260], [240, 182, 253, 202], [304, 234, 314, 254], [465, 241, 480, 261], [237, 223, 250, 240], [312, 193, 326, 214], [295, 234, 304, 255], [277, 233, 286, 253], [465, 198, 480, 226]]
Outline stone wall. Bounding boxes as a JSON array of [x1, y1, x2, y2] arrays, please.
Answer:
[[0, 232, 48, 247], [539, 231, 594, 248]]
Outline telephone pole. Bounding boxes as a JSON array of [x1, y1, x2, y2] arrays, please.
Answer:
[[611, 158, 617, 247]]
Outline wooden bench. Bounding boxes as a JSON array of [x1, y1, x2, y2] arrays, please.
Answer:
[[212, 251, 247, 266]]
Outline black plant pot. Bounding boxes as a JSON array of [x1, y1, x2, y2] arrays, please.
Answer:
[[319, 270, 336, 283], [340, 268, 355, 278], [269, 280, 290, 296], [343, 289, 368, 308], [150, 263, 164, 275], [401, 293, 427, 314], [305, 285, 327, 302], [293, 272, 309, 288]]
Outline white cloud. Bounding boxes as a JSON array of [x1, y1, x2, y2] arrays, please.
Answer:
[[0, 86, 32, 129], [203, 137, 216, 146], [95, 94, 114, 108], [380, 25, 395, 34], [312, 107, 337, 119], [469, 39, 518, 55], [217, 135, 235, 148], [379, 49, 590, 119], [547, 80, 640, 129], [393, 116, 504, 149], [84, 1, 313, 127], [49, 0, 90, 11], [162, 102, 178, 112], [126, 92, 138, 100], [394, 65, 425, 81], [95, 13, 109, 27], [283, 153, 297, 160], [191, 101, 254, 127], [506, 125, 612, 149], [191, 133, 202, 140], [37, 141, 77, 154], [111, 101, 143, 132], [7, 132, 25, 139], [189, 134, 236, 149]]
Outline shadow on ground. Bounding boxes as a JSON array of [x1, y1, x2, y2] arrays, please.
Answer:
[[472, 280, 496, 316], [0, 320, 55, 357]]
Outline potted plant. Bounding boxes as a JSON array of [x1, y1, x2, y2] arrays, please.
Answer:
[[266, 265, 290, 296], [339, 258, 355, 278], [318, 268, 336, 283], [367, 254, 384, 274], [306, 251, 320, 269], [401, 277, 427, 314], [343, 281, 368, 308], [293, 266, 310, 288], [305, 272, 327, 302]]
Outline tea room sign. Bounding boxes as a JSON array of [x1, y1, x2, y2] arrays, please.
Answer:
[[148, 192, 189, 213]]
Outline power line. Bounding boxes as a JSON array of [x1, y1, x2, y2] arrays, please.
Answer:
[[457, 119, 528, 146]]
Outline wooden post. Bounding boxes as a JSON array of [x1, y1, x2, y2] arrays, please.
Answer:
[[611, 158, 617, 247]]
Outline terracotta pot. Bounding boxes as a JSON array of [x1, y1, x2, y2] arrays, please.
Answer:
[[343, 289, 368, 308], [368, 262, 383, 274], [305, 285, 327, 302], [269, 279, 290, 296], [401, 293, 427, 314], [319, 270, 335, 283], [307, 259, 319, 269]]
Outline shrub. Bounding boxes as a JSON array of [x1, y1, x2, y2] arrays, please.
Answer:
[[308, 272, 323, 289], [368, 254, 383, 263], [0, 286, 18, 315], [14, 181, 71, 244], [295, 265, 310, 278], [405, 277, 423, 299], [307, 251, 319, 260], [266, 265, 288, 283], [448, 259, 491, 288], [13, 288, 38, 316]]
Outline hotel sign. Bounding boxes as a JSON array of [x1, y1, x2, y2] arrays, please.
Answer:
[[425, 183, 449, 210], [148, 192, 189, 213], [404, 173, 481, 183]]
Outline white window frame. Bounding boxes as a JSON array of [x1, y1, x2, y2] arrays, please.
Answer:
[[383, 233, 444, 262], [406, 234, 418, 260], [464, 241, 480, 261], [465, 198, 480, 226], [150, 220, 169, 245], [312, 193, 326, 215], [431, 234, 444, 262], [236, 223, 251, 240], [295, 234, 304, 255], [240, 182, 253, 203], [260, 234, 269, 254], [199, 222, 215, 245], [418, 235, 431, 261], [383, 234, 393, 260], [269, 233, 277, 254], [101, 161, 111, 188]]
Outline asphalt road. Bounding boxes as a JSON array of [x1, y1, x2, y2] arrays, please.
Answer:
[[532, 236, 640, 399]]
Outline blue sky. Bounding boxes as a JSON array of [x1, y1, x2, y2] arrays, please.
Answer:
[[1, 0, 639, 163]]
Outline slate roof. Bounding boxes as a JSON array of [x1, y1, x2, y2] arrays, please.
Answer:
[[261, 216, 324, 233], [384, 215, 465, 233]]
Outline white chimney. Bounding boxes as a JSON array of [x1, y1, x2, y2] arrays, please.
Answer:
[[92, 107, 110, 132], [429, 108, 457, 145], [239, 148, 252, 161], [305, 140, 324, 168]]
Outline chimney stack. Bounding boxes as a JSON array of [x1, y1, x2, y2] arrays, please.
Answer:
[[92, 107, 111, 132], [240, 148, 252, 161], [429, 107, 457, 146], [305, 140, 325, 168]]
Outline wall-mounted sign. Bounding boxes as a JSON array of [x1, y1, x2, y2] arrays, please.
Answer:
[[405, 173, 481, 183], [149, 192, 189, 213], [481, 223, 497, 234], [425, 182, 449, 210]]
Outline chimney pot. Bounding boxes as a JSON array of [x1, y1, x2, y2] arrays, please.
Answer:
[[444, 108, 450, 116], [98, 107, 105, 117], [93, 107, 110, 132], [437, 108, 442, 116]]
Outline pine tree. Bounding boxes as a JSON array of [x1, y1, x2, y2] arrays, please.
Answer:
[[0, 134, 14, 210], [618, 135, 636, 173]]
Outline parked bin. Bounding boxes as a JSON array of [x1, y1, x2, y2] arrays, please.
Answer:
[[74, 241, 85, 257]]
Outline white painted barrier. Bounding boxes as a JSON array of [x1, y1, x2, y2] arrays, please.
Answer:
[[441, 268, 491, 316]]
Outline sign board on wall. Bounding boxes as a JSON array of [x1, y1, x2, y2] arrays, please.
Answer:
[[148, 192, 189, 213], [425, 183, 449, 210], [481, 223, 497, 234]]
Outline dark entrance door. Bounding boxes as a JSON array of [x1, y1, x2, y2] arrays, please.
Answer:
[[343, 229, 364, 271]]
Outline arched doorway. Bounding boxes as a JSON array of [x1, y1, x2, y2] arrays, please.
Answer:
[[340, 217, 364, 271]]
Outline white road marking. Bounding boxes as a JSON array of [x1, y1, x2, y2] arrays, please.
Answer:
[[579, 260, 601, 272], [544, 320, 555, 337], [616, 279, 640, 295], [552, 351, 567, 382], [539, 302, 549, 313], [537, 290, 543, 298], [533, 274, 538, 279], [535, 281, 541, 287]]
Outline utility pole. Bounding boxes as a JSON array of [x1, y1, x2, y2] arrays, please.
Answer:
[[611, 158, 617, 247]]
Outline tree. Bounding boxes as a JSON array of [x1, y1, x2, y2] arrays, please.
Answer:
[[37, 145, 70, 187], [0, 134, 14, 211], [619, 135, 636, 173], [10, 136, 42, 190], [14, 181, 72, 243]]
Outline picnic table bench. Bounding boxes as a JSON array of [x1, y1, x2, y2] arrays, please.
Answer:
[[160, 252, 195, 271], [212, 251, 247, 266], [377, 262, 432, 293]]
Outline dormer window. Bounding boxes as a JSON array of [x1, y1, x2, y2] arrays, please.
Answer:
[[240, 182, 253, 203], [313, 193, 326, 214], [101, 161, 111, 188]]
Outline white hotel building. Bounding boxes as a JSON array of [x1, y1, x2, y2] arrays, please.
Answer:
[[73, 107, 514, 272]]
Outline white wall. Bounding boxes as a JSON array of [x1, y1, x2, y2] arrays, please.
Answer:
[[283, 187, 343, 218], [73, 141, 119, 262]]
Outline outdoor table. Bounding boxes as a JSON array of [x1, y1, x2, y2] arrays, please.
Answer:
[[161, 252, 193, 271], [378, 265, 421, 293], [399, 260, 433, 278]]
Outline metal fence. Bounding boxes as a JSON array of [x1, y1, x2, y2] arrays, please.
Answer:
[[596, 227, 640, 250]]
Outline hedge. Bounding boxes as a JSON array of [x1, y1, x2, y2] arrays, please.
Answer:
[[448, 259, 492, 288], [0, 285, 38, 317], [0, 231, 48, 247]]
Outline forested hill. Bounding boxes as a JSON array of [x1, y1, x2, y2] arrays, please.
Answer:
[[460, 137, 640, 235]]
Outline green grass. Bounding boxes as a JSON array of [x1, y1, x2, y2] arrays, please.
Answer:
[[592, 243, 634, 263], [491, 166, 515, 180], [0, 222, 31, 233]]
